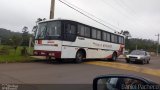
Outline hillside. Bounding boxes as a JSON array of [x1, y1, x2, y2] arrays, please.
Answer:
[[0, 28, 22, 44]]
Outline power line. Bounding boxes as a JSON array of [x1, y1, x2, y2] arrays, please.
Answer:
[[62, 0, 122, 31], [101, 0, 154, 40], [58, 0, 119, 32], [59, 0, 155, 40], [114, 0, 157, 40]]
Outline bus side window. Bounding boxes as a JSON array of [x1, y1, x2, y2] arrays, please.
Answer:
[[107, 33, 111, 42], [78, 25, 85, 36], [114, 35, 118, 43], [84, 27, 91, 38], [103, 32, 112, 42], [78, 25, 91, 38], [92, 29, 97, 39], [122, 37, 124, 44], [97, 30, 101, 40], [111, 34, 115, 43], [64, 23, 77, 41], [118, 36, 122, 44], [102, 32, 107, 41], [65, 24, 76, 34]]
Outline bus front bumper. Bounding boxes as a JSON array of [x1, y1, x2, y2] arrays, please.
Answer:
[[33, 50, 61, 58]]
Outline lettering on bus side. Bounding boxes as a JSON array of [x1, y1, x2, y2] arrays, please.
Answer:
[[93, 42, 102, 47], [103, 44, 112, 48], [93, 42, 112, 48], [48, 40, 55, 43]]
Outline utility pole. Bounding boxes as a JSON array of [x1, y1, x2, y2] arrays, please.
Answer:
[[136, 45, 138, 50], [155, 34, 160, 56], [0, 37, 1, 45], [50, 0, 55, 19], [28, 37, 32, 54], [135, 39, 138, 50]]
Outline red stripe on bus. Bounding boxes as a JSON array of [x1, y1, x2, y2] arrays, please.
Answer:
[[38, 40, 42, 44]]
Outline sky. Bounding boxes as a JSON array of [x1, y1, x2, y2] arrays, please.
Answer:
[[0, 0, 160, 41]]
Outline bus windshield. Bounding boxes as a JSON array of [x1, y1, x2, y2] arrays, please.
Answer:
[[35, 21, 61, 40]]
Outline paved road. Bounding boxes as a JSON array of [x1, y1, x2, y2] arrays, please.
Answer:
[[0, 58, 159, 85]]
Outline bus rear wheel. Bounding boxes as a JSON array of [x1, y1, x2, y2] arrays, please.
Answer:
[[75, 51, 85, 63], [55, 58, 62, 63], [111, 52, 117, 61]]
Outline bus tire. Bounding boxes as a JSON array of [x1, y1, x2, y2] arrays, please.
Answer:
[[55, 58, 62, 63], [111, 52, 117, 61], [75, 50, 85, 63]]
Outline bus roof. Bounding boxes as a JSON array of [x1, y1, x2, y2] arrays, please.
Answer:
[[39, 18, 125, 37]]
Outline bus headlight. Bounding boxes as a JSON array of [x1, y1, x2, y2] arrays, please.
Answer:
[[34, 51, 38, 55]]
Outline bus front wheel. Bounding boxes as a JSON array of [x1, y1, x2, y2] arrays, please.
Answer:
[[75, 51, 85, 63], [46, 56, 52, 63]]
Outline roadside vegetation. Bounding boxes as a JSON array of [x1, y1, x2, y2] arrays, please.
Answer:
[[122, 31, 160, 53], [125, 38, 160, 52], [0, 45, 35, 63], [0, 26, 37, 63]]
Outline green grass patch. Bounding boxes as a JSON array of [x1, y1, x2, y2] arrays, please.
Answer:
[[0, 45, 36, 63]]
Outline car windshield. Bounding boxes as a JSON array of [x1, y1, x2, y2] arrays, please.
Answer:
[[35, 21, 61, 40], [130, 50, 145, 55]]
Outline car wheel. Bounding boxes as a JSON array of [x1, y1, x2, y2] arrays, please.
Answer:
[[141, 59, 145, 64], [147, 59, 150, 64], [75, 51, 84, 63]]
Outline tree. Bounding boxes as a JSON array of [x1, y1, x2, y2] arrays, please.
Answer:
[[22, 26, 29, 46], [11, 35, 22, 51], [122, 30, 131, 39], [36, 18, 43, 23], [21, 26, 29, 56], [121, 30, 132, 50]]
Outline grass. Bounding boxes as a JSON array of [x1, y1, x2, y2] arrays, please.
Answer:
[[0, 45, 36, 63]]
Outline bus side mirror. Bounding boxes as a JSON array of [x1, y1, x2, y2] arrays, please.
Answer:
[[93, 74, 155, 90]]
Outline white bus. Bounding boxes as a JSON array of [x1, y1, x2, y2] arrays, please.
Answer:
[[33, 19, 125, 63]]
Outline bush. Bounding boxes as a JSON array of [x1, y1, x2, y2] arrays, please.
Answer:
[[0, 46, 10, 55], [21, 47, 28, 56]]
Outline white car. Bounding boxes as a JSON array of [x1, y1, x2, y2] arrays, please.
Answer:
[[126, 50, 151, 64]]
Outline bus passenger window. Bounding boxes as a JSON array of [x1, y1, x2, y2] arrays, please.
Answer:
[[97, 30, 101, 40], [107, 33, 111, 42], [122, 37, 124, 44], [64, 23, 77, 42], [114, 35, 118, 43], [78, 25, 85, 36], [65, 24, 76, 34], [118, 37, 122, 44], [92, 29, 97, 39], [70, 25, 76, 34], [85, 27, 91, 37], [102, 32, 107, 41], [111, 34, 115, 42]]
